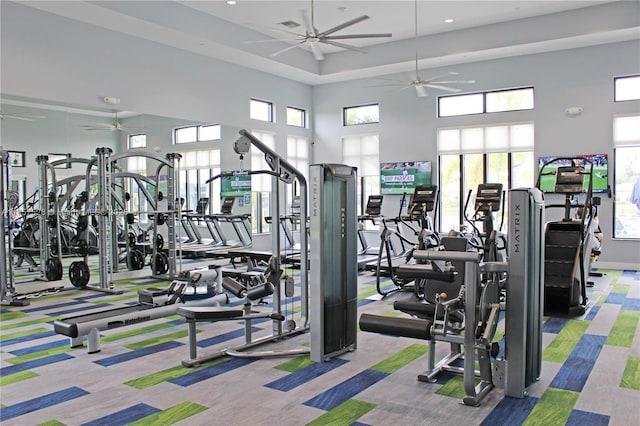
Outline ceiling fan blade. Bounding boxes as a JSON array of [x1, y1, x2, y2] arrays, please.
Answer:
[[308, 41, 325, 61], [244, 37, 302, 44], [270, 41, 307, 58], [423, 84, 462, 93], [321, 39, 367, 53], [430, 80, 476, 84], [415, 85, 429, 97], [318, 15, 369, 37], [325, 33, 392, 40]]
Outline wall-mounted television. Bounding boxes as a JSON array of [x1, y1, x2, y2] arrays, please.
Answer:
[[380, 161, 432, 195], [537, 154, 608, 193], [220, 172, 251, 197]]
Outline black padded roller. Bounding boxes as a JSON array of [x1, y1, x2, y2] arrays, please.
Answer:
[[395, 264, 456, 281], [359, 313, 432, 340], [222, 277, 247, 298], [246, 282, 275, 301]]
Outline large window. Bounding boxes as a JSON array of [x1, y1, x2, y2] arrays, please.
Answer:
[[287, 107, 306, 127], [613, 114, 640, 239], [250, 99, 274, 122], [438, 87, 534, 117], [342, 133, 380, 214], [615, 75, 640, 102], [174, 124, 221, 144], [250, 130, 275, 233], [343, 104, 379, 126], [287, 135, 309, 200], [178, 149, 221, 216], [438, 123, 535, 232]]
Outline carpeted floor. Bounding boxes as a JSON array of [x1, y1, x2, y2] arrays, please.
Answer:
[[1, 258, 639, 425]]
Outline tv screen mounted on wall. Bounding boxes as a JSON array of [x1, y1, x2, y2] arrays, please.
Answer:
[[380, 161, 432, 195]]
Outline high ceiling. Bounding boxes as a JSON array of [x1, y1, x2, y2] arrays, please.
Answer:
[[6, 1, 640, 85]]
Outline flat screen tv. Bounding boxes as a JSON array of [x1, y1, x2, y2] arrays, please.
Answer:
[[537, 154, 608, 193], [220, 172, 251, 197], [380, 161, 432, 195]]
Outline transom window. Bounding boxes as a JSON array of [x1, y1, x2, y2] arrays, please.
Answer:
[[250, 99, 274, 122], [287, 106, 306, 127], [343, 104, 379, 126], [174, 124, 221, 144], [128, 134, 147, 149], [438, 87, 534, 117], [615, 75, 640, 102]]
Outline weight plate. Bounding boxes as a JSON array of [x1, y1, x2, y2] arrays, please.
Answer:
[[152, 252, 169, 275], [129, 249, 145, 270], [77, 215, 88, 231], [155, 234, 164, 250], [69, 261, 90, 287], [45, 257, 63, 281]]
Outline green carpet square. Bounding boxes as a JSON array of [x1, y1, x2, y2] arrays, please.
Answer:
[[370, 343, 427, 373], [128, 401, 207, 425], [306, 399, 376, 426], [0, 370, 38, 386], [621, 356, 640, 390], [543, 320, 590, 363], [523, 387, 579, 426], [275, 355, 314, 372], [606, 310, 640, 348]]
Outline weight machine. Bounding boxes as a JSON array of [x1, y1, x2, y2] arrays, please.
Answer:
[[177, 129, 311, 366], [1, 149, 30, 306], [359, 187, 545, 406]]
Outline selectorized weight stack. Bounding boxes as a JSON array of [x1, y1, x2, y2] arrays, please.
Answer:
[[310, 164, 358, 362]]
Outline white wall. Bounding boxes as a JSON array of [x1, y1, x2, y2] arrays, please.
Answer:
[[312, 41, 640, 267]]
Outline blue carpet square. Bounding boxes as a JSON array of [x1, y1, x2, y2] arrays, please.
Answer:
[[303, 369, 389, 411], [197, 327, 261, 347], [0, 353, 74, 377], [94, 341, 183, 366], [169, 357, 258, 386], [81, 403, 160, 426], [480, 395, 539, 426], [46, 303, 113, 317], [550, 334, 606, 392], [543, 317, 569, 334], [605, 293, 626, 305], [266, 358, 349, 391], [9, 339, 70, 356], [584, 305, 600, 321], [0, 386, 89, 421], [621, 297, 640, 311], [566, 409, 610, 426], [0, 330, 58, 347]]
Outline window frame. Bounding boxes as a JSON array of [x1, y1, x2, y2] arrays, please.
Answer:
[[438, 87, 534, 118], [286, 106, 307, 128], [173, 124, 221, 144], [343, 103, 380, 126], [614, 74, 640, 102], [250, 98, 274, 122], [128, 133, 147, 149]]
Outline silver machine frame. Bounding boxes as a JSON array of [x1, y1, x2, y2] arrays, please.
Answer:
[[309, 163, 358, 362], [1, 149, 25, 305], [359, 187, 545, 405]]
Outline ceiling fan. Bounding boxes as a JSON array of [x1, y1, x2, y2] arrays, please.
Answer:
[[81, 111, 143, 133], [246, 0, 392, 61], [0, 111, 45, 122], [369, 0, 475, 97]]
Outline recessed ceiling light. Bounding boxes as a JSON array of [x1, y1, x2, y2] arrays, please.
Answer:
[[445, 18, 454, 23], [226, 1, 237, 5], [279, 20, 301, 29]]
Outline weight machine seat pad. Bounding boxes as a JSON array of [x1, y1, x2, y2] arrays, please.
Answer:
[[359, 313, 432, 340], [395, 264, 455, 281], [177, 306, 244, 321], [393, 301, 464, 323]]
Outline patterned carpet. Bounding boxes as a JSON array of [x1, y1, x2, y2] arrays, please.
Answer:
[[1, 260, 638, 425]]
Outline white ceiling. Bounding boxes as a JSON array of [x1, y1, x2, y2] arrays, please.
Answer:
[[6, 0, 640, 86]]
